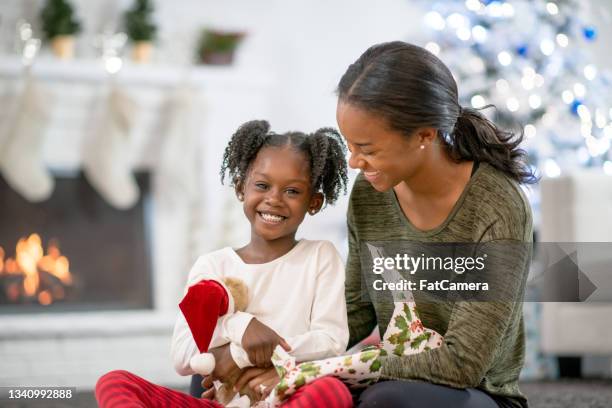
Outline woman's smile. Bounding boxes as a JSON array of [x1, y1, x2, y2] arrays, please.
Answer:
[[363, 170, 381, 183]]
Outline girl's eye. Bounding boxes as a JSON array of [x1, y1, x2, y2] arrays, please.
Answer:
[[255, 183, 268, 190], [362, 150, 375, 156], [286, 189, 300, 196]]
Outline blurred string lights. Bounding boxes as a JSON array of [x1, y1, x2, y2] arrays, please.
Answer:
[[421, 0, 612, 177]]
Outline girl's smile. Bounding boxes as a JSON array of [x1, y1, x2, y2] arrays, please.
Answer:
[[257, 211, 287, 224]]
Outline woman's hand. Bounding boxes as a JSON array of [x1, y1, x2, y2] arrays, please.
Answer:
[[234, 367, 280, 400], [242, 318, 291, 367], [200, 375, 215, 399]]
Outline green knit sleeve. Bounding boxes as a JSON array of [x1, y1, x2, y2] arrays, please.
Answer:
[[380, 239, 531, 388], [346, 194, 377, 349]]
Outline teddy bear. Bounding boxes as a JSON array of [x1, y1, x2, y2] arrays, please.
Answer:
[[179, 276, 255, 407]]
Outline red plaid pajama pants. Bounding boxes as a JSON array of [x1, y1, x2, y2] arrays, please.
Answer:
[[96, 370, 353, 408]]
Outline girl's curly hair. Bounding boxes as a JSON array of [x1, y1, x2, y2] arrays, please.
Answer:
[[220, 120, 348, 206]]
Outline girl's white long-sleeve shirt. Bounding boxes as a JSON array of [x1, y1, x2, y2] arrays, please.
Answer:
[[171, 239, 349, 375]]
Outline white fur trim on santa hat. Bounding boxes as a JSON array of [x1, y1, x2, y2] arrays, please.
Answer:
[[189, 352, 216, 376]]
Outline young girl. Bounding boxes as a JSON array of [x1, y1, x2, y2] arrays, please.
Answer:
[[96, 120, 354, 408]]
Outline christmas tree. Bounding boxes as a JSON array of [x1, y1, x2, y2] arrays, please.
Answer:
[[419, 0, 611, 177], [39, 0, 81, 40]]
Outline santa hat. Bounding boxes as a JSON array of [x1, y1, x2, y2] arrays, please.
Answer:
[[179, 279, 233, 353]]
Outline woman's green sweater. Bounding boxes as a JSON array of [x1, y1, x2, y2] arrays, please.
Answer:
[[346, 163, 532, 408]]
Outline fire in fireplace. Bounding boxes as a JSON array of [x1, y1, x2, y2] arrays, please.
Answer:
[[0, 233, 73, 305], [0, 172, 153, 313]]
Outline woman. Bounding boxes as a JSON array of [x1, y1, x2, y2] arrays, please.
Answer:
[[336, 41, 534, 408]]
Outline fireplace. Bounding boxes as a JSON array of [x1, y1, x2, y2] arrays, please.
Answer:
[[0, 172, 153, 313]]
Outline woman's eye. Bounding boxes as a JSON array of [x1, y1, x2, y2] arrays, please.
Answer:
[[286, 189, 300, 196], [255, 183, 268, 190], [362, 150, 375, 156]]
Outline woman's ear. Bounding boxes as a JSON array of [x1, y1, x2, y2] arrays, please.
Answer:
[[416, 127, 438, 147], [308, 192, 324, 215]]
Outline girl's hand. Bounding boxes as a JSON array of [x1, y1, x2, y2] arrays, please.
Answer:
[[235, 367, 280, 400], [208, 344, 241, 382], [242, 318, 291, 367]]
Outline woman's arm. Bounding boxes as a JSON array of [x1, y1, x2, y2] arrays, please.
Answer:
[[346, 199, 378, 348], [380, 239, 531, 388]]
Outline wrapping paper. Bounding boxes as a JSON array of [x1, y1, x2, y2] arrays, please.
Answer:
[[256, 300, 443, 407]]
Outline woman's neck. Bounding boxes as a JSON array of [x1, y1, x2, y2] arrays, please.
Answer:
[[402, 147, 472, 198], [236, 233, 298, 264], [394, 147, 474, 231]]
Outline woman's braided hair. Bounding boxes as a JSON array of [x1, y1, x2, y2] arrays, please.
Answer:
[[220, 120, 348, 206]]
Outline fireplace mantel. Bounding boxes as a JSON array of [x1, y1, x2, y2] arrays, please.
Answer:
[[0, 55, 271, 90]]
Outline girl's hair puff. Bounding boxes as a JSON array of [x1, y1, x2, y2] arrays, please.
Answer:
[[220, 120, 348, 206]]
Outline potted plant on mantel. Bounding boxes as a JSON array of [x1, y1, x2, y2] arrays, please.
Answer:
[[196, 29, 245, 66], [40, 0, 81, 59], [123, 0, 157, 64]]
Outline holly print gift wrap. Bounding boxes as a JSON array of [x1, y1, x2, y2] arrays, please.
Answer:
[[260, 300, 443, 407], [381, 302, 443, 356]]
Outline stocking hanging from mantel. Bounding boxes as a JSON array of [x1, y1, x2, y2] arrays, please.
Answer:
[[156, 84, 208, 276], [83, 86, 140, 210], [156, 85, 203, 209], [0, 78, 55, 202]]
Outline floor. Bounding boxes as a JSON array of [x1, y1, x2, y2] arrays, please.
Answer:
[[520, 380, 612, 408], [2, 381, 612, 407]]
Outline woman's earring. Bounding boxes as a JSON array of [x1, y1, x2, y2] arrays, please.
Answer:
[[237, 192, 244, 201], [309, 209, 317, 215], [420, 145, 425, 150]]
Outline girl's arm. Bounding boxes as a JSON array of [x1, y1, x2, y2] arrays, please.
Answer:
[[170, 255, 220, 375], [171, 255, 253, 374], [171, 312, 200, 376], [282, 241, 349, 362], [171, 304, 248, 375], [172, 254, 294, 373]]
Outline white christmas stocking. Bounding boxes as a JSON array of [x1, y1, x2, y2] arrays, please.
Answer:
[[0, 79, 54, 202], [83, 86, 139, 209], [156, 85, 202, 208]]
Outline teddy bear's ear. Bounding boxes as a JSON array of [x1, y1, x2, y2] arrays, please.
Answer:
[[222, 277, 249, 312]]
